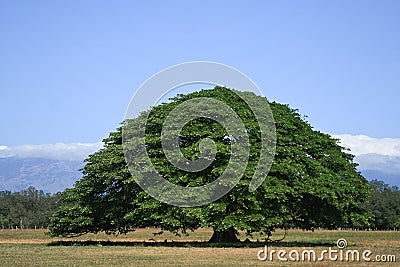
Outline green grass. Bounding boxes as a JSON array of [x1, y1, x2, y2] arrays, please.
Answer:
[[0, 229, 399, 266]]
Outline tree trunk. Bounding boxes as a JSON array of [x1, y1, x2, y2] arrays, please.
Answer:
[[208, 227, 240, 243]]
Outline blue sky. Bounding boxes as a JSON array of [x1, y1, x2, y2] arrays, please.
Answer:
[[1, 0, 399, 147]]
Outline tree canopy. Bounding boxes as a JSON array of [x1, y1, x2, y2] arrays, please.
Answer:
[[48, 87, 372, 241]]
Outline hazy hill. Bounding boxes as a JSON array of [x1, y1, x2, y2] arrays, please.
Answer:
[[355, 153, 400, 187], [0, 157, 83, 193]]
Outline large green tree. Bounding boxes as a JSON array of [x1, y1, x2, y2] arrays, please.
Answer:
[[48, 87, 371, 241]]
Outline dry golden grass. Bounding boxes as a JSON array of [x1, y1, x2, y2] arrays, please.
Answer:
[[0, 229, 398, 266]]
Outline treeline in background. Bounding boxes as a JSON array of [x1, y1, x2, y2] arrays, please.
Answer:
[[0, 180, 399, 231], [0, 186, 60, 229], [367, 180, 400, 230]]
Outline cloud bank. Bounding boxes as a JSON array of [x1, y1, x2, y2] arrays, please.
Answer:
[[1, 134, 399, 161], [332, 134, 400, 185], [0, 142, 103, 161], [332, 134, 400, 157], [0, 134, 399, 183]]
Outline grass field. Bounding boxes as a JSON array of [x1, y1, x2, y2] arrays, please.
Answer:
[[0, 228, 398, 266]]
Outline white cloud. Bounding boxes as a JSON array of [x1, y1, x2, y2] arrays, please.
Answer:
[[332, 134, 400, 157], [0, 142, 103, 161]]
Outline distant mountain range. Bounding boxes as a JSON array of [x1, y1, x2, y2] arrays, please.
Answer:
[[354, 153, 400, 187], [0, 153, 398, 193], [361, 169, 399, 187], [0, 157, 83, 193]]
